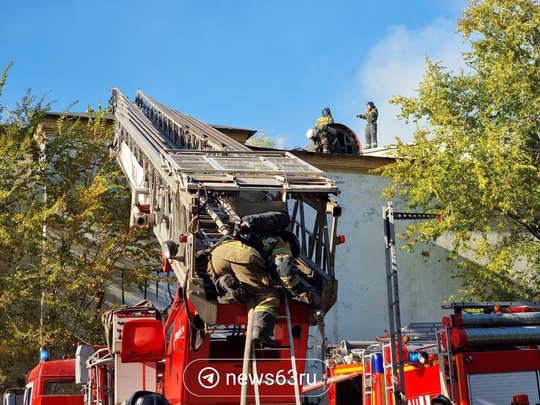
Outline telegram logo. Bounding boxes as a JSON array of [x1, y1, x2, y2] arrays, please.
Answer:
[[197, 366, 220, 389]]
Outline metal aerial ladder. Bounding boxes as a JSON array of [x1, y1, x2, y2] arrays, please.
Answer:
[[110, 88, 341, 326], [383, 202, 441, 405], [109, 88, 342, 403]]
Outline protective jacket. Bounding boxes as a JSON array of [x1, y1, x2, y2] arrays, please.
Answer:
[[315, 115, 334, 131], [358, 107, 378, 148], [314, 115, 337, 153]]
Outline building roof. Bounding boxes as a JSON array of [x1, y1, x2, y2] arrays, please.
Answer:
[[43, 112, 395, 175], [289, 149, 395, 175], [44, 112, 258, 145]]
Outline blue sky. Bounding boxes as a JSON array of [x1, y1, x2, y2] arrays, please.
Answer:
[[1, 0, 468, 150]]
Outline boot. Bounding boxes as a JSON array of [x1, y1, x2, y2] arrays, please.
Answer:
[[214, 274, 250, 304], [252, 310, 277, 348]]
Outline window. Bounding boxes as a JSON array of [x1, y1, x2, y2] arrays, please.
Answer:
[[23, 384, 33, 405], [44, 381, 81, 396]]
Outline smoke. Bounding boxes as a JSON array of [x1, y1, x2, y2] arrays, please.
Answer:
[[346, 17, 470, 147]]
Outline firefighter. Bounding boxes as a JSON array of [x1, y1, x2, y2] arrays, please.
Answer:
[[208, 231, 319, 348], [357, 101, 378, 149], [313, 107, 337, 153], [430, 395, 452, 405]]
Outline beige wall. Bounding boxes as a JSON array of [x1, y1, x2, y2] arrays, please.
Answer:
[[321, 170, 462, 344]]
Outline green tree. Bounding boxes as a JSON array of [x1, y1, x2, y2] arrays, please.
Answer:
[[246, 130, 278, 148], [0, 63, 158, 387], [381, 0, 540, 301]]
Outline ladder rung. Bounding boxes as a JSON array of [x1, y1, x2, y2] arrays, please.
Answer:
[[254, 346, 292, 351]]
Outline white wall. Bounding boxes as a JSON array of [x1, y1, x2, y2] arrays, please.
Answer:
[[321, 171, 462, 344]]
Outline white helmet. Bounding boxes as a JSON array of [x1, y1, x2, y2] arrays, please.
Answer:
[[306, 128, 316, 139]]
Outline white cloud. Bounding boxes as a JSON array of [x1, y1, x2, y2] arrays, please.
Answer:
[[347, 17, 469, 147]]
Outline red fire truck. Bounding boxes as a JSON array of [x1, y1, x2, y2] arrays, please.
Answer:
[[325, 303, 540, 405], [27, 302, 540, 405], [322, 204, 540, 405]]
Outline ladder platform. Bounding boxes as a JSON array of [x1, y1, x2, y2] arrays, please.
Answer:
[[162, 150, 332, 177], [158, 150, 339, 192]]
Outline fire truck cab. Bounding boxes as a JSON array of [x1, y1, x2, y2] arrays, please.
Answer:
[[23, 359, 83, 405]]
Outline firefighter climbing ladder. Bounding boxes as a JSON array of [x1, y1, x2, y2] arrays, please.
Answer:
[[383, 202, 441, 405], [241, 293, 302, 405], [111, 88, 341, 286]]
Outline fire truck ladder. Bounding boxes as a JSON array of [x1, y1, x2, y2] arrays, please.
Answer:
[[110, 86, 341, 285], [110, 88, 341, 400], [241, 293, 302, 405], [383, 202, 441, 405], [362, 351, 373, 403], [436, 321, 455, 401]]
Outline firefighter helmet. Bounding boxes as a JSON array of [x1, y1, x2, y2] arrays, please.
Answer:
[[367, 101, 375, 108], [322, 107, 331, 117], [128, 391, 171, 405], [275, 230, 301, 258], [430, 395, 452, 405]]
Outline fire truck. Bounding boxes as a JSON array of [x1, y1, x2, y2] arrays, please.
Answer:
[[325, 303, 540, 405], [23, 88, 359, 405], [323, 206, 540, 405], [27, 303, 540, 405]]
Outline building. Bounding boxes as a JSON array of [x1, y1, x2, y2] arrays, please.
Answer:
[[40, 111, 462, 348]]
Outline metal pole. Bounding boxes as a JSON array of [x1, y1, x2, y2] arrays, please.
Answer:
[[241, 301, 256, 405], [284, 294, 301, 405]]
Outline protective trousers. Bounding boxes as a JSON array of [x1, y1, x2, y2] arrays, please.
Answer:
[[365, 123, 377, 149], [319, 131, 337, 153], [208, 240, 280, 315]]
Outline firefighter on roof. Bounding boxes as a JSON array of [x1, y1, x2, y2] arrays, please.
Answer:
[[208, 228, 320, 348], [312, 107, 337, 153], [357, 101, 378, 149]]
